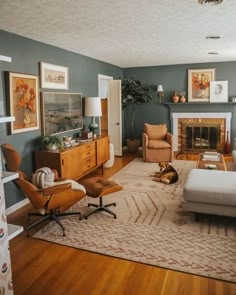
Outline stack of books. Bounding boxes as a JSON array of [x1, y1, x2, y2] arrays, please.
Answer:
[[202, 151, 220, 161]]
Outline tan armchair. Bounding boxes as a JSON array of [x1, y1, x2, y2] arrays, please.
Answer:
[[1, 144, 86, 236], [142, 123, 173, 162]]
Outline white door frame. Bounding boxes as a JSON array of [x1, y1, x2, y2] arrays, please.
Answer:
[[98, 74, 113, 135]]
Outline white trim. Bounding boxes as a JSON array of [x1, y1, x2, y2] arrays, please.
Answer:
[[98, 74, 113, 135], [6, 198, 30, 215], [172, 112, 232, 151], [0, 55, 12, 62], [98, 74, 113, 81]]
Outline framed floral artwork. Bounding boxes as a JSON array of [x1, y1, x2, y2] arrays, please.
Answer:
[[40, 62, 69, 89], [6, 72, 40, 134], [188, 68, 215, 102]]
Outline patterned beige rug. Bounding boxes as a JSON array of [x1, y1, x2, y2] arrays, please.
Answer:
[[33, 159, 236, 283]]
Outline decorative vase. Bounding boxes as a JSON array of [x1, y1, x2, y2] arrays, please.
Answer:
[[224, 131, 231, 154], [180, 95, 186, 103], [172, 91, 179, 103]]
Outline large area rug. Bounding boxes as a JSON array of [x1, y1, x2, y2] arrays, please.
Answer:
[[34, 159, 236, 283]]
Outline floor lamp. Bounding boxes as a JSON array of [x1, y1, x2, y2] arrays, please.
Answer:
[[85, 97, 102, 138]]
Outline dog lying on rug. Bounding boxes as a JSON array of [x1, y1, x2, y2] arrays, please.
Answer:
[[150, 162, 178, 184]]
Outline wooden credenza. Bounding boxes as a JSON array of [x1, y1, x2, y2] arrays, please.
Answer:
[[35, 136, 110, 180]]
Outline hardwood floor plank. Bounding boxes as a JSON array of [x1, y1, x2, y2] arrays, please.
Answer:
[[8, 153, 236, 295]]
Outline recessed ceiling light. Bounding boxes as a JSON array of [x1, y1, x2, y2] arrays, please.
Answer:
[[208, 51, 219, 55], [199, 0, 223, 4], [206, 35, 222, 39]]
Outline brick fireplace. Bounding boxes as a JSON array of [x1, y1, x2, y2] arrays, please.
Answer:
[[172, 112, 232, 152]]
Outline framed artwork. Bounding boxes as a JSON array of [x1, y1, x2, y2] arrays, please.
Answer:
[[188, 68, 215, 102], [210, 81, 228, 103], [6, 72, 40, 134], [41, 92, 83, 135], [40, 62, 69, 89]]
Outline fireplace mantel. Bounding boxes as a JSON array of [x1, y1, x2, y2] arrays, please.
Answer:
[[163, 102, 236, 113]]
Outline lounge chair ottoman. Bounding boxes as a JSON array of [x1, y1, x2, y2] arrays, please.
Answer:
[[82, 177, 123, 219], [183, 169, 236, 218]]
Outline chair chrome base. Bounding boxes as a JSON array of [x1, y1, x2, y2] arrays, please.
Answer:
[[84, 198, 116, 219], [27, 209, 81, 237]]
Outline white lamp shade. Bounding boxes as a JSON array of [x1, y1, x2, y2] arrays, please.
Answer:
[[85, 97, 102, 117], [157, 85, 163, 92]]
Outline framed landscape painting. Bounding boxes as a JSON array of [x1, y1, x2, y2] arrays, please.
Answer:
[[188, 68, 215, 102], [40, 62, 69, 89], [41, 92, 83, 135], [6, 72, 40, 134]]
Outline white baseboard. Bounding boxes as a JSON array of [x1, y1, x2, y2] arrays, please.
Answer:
[[6, 198, 30, 215]]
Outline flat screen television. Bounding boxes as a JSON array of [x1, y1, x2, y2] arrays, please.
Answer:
[[41, 92, 83, 135]]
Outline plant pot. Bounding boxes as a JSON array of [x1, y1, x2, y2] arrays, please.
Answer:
[[127, 139, 140, 153], [45, 144, 58, 151]]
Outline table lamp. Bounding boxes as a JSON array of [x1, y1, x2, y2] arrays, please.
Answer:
[[85, 97, 102, 138]]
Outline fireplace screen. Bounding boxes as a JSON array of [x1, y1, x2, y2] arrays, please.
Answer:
[[183, 123, 221, 151]]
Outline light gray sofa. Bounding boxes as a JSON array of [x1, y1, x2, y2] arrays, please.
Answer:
[[183, 168, 236, 218]]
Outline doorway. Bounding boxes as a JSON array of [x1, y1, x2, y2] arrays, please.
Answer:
[[98, 74, 122, 156]]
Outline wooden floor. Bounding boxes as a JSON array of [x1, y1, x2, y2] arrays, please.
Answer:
[[8, 153, 236, 295]]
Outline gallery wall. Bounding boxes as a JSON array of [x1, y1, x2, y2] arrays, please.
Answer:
[[0, 30, 123, 208], [123, 62, 236, 145]]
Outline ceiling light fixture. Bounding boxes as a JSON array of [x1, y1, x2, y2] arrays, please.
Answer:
[[206, 35, 222, 39], [199, 0, 223, 4], [208, 51, 219, 55]]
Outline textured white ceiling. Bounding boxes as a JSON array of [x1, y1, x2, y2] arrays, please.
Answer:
[[0, 0, 235, 67]]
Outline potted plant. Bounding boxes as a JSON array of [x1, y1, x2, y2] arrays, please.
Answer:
[[122, 78, 152, 152], [41, 135, 64, 151]]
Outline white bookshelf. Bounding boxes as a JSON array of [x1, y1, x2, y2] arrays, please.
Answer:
[[8, 224, 23, 241], [2, 171, 19, 184], [1, 116, 23, 241], [0, 54, 12, 62], [0, 116, 15, 123]]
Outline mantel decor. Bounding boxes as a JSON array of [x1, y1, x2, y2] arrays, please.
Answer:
[[210, 81, 228, 103], [6, 72, 40, 134], [188, 68, 215, 102], [40, 62, 69, 89]]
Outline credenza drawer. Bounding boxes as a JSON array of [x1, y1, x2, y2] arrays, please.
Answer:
[[79, 142, 95, 153], [81, 149, 96, 160], [81, 155, 96, 173]]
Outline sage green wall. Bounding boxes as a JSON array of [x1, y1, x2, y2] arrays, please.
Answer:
[[123, 62, 236, 145], [0, 30, 123, 208]]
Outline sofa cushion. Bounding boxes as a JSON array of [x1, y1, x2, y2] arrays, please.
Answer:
[[144, 123, 167, 140], [148, 139, 171, 149], [183, 169, 236, 206]]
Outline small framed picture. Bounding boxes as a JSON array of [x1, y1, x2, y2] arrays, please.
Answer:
[[210, 81, 228, 103], [40, 62, 69, 89]]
